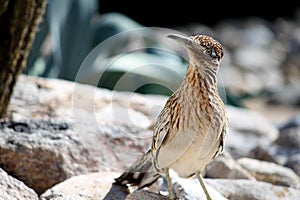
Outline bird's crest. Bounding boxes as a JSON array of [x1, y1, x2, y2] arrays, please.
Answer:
[[191, 35, 224, 60]]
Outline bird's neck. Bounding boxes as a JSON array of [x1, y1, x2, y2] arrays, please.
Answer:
[[175, 63, 224, 130], [184, 64, 218, 92]]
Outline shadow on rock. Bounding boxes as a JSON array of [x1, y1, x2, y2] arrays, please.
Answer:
[[103, 184, 129, 200]]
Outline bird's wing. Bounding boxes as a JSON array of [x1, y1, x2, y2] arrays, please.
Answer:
[[212, 119, 229, 159], [151, 96, 174, 153], [151, 94, 185, 170]]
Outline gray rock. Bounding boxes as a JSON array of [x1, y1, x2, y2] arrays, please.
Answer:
[[0, 168, 38, 200], [279, 115, 300, 130], [234, 46, 281, 71], [237, 157, 300, 187], [275, 115, 300, 148], [275, 127, 300, 148], [2, 75, 161, 194], [7, 75, 76, 121], [125, 190, 168, 200], [217, 17, 293, 96], [96, 104, 151, 129], [167, 170, 228, 200], [248, 146, 278, 163], [268, 85, 300, 106], [41, 172, 129, 200], [205, 151, 255, 180], [219, 63, 248, 95], [284, 154, 300, 176], [0, 120, 100, 195], [215, 22, 243, 49], [41, 171, 227, 200], [72, 77, 166, 171], [268, 145, 300, 167], [269, 116, 300, 165], [241, 19, 275, 47], [4, 74, 299, 199], [206, 179, 300, 200], [225, 105, 279, 158], [77, 121, 152, 171]]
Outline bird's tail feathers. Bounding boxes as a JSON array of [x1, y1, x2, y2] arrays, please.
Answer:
[[114, 150, 160, 189]]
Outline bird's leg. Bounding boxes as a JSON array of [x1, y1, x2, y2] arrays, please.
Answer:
[[196, 171, 212, 200], [164, 168, 174, 200]]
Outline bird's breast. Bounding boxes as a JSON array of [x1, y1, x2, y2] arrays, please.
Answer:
[[156, 125, 221, 178]]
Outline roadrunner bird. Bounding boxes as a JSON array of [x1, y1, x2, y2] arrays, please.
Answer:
[[114, 33, 228, 200]]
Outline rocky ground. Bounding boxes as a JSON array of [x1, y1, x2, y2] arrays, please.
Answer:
[[0, 74, 299, 200]]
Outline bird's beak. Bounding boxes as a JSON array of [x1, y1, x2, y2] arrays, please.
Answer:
[[167, 34, 192, 48]]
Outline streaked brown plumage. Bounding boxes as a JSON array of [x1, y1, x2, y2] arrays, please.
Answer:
[[115, 33, 228, 200]]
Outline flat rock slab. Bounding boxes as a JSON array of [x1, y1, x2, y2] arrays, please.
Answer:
[[40, 172, 128, 200], [206, 179, 300, 200], [41, 171, 227, 200], [225, 106, 279, 158], [0, 168, 38, 200], [237, 157, 300, 187], [205, 151, 255, 180]]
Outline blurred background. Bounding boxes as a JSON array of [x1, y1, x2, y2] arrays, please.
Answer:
[[24, 0, 300, 124]]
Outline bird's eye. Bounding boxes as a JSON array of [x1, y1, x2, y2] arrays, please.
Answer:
[[204, 49, 218, 59], [204, 49, 211, 55]]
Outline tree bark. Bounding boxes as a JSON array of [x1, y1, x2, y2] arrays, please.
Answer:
[[0, 0, 47, 117]]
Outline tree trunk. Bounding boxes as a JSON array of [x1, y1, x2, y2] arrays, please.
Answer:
[[0, 0, 47, 117]]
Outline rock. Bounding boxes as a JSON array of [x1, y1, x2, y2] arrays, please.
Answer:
[[274, 115, 300, 148], [219, 63, 247, 96], [7, 75, 76, 121], [41, 171, 227, 200], [226, 19, 285, 95], [248, 146, 278, 163], [126, 190, 168, 200], [269, 115, 300, 165], [225, 105, 279, 158], [237, 157, 300, 187], [205, 151, 255, 180], [40, 172, 129, 200], [240, 20, 275, 47], [234, 46, 282, 71], [71, 77, 166, 170], [74, 118, 153, 171], [1, 75, 162, 194], [167, 170, 228, 200], [279, 115, 300, 130], [96, 104, 151, 129], [267, 85, 300, 106], [206, 179, 300, 200], [274, 127, 300, 148], [3, 74, 299, 198], [0, 120, 100, 195], [0, 168, 38, 200], [284, 154, 300, 176]]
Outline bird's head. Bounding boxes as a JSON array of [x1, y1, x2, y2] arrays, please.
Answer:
[[167, 34, 224, 69]]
